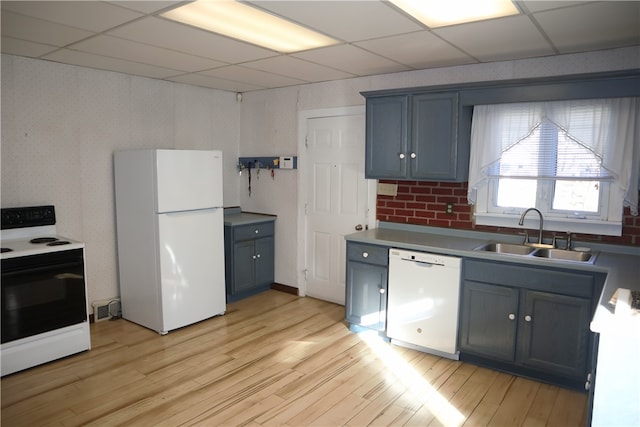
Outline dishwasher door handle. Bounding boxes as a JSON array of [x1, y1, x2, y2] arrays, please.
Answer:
[[406, 259, 444, 267]]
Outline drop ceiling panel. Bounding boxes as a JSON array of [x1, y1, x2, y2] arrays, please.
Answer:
[[1, 1, 638, 93], [108, 17, 277, 64], [519, 1, 592, 13], [242, 56, 355, 82], [356, 31, 476, 69], [293, 44, 410, 76], [1, 11, 94, 47], [534, 1, 640, 52], [1, 1, 143, 32], [70, 35, 226, 72], [249, 0, 424, 42], [43, 48, 183, 79], [1, 37, 60, 58], [107, 1, 182, 14], [433, 15, 556, 62], [168, 73, 266, 92], [201, 66, 307, 88]]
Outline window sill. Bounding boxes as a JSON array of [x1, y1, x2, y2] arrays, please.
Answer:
[[474, 212, 622, 237]]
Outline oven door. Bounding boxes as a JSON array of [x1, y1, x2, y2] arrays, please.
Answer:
[[1, 248, 87, 343]]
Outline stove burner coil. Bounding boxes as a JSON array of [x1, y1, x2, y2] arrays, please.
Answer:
[[30, 237, 58, 244], [47, 241, 71, 246]]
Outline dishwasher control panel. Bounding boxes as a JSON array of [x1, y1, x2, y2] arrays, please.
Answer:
[[389, 248, 456, 267]]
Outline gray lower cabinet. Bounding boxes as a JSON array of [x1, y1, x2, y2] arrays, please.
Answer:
[[345, 242, 389, 331], [224, 221, 275, 303], [459, 258, 601, 389]]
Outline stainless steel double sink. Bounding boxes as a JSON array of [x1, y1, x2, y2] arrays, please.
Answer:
[[475, 242, 597, 264]]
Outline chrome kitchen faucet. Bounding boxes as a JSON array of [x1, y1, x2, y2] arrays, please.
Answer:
[[519, 207, 544, 246]]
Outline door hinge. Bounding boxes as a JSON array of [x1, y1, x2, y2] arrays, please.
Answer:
[[303, 269, 308, 281], [305, 136, 309, 148]]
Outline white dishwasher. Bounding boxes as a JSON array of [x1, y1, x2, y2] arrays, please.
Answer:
[[387, 248, 462, 360]]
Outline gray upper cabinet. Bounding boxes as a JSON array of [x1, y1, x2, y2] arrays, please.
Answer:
[[365, 95, 408, 179], [411, 93, 460, 180], [364, 91, 467, 181]]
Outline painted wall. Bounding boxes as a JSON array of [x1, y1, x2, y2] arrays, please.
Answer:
[[2, 46, 638, 306], [1, 54, 240, 304]]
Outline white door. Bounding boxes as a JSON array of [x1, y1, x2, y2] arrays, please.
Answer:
[[304, 113, 369, 304]]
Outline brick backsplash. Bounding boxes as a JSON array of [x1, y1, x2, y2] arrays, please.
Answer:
[[376, 180, 640, 247]]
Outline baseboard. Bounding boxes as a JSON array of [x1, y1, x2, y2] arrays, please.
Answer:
[[270, 282, 298, 295]]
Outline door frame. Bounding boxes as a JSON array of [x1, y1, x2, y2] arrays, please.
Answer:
[[296, 106, 377, 297]]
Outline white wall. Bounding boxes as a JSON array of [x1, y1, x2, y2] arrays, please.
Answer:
[[2, 46, 638, 305], [1, 54, 240, 304]]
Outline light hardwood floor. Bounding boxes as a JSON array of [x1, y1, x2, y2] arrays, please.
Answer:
[[1, 290, 587, 426]]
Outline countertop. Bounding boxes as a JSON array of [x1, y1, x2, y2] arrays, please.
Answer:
[[223, 207, 276, 226], [346, 222, 640, 426]]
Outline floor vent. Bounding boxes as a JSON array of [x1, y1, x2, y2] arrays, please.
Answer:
[[92, 298, 121, 322]]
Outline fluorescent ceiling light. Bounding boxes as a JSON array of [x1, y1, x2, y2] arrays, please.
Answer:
[[390, 0, 520, 28], [161, 0, 338, 53]]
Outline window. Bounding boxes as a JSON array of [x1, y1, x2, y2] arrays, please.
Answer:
[[468, 98, 639, 237]]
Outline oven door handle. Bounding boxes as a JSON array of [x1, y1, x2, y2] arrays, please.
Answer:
[[1, 261, 84, 277]]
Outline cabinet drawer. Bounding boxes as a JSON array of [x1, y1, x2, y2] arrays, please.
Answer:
[[464, 259, 594, 298], [233, 221, 274, 241], [347, 242, 388, 266]]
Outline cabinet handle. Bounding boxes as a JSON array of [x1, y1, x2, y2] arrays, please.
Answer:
[[508, 313, 515, 320], [254, 229, 259, 234], [362, 252, 369, 258], [399, 153, 405, 159], [585, 380, 591, 391], [379, 288, 385, 294], [524, 315, 532, 322], [252, 255, 256, 260], [256, 254, 261, 259], [410, 152, 416, 159]]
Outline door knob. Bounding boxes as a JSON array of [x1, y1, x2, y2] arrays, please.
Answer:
[[355, 224, 363, 231]]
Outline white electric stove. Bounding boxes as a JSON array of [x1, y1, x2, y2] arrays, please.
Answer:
[[0, 205, 90, 376]]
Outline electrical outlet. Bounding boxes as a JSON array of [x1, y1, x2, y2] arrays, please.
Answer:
[[446, 203, 454, 214]]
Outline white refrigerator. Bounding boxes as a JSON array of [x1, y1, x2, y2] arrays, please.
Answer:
[[114, 149, 226, 334]]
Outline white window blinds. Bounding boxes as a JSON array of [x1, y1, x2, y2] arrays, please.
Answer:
[[468, 98, 640, 216]]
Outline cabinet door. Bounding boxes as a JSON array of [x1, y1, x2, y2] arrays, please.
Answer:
[[519, 290, 591, 379], [365, 95, 409, 179], [459, 280, 519, 361], [254, 236, 274, 288], [345, 261, 388, 331], [411, 93, 459, 180], [232, 240, 256, 293]]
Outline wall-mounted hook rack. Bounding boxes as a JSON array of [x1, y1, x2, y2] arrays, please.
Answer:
[[238, 156, 297, 170]]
